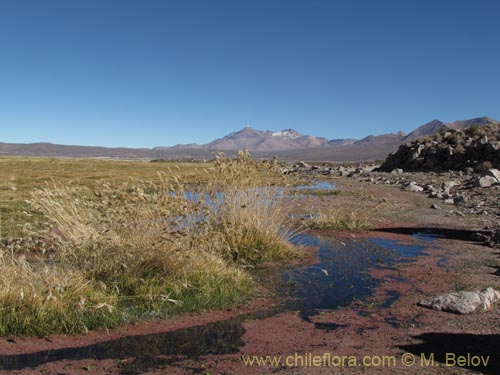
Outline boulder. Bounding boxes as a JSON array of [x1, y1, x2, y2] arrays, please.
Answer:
[[418, 288, 500, 314], [408, 184, 424, 192], [474, 175, 498, 188], [483, 168, 500, 182], [404, 181, 424, 192]]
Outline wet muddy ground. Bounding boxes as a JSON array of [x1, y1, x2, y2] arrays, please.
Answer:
[[1, 177, 499, 374]]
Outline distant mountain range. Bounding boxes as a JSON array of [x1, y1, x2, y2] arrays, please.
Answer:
[[163, 127, 330, 152], [1, 117, 498, 162]]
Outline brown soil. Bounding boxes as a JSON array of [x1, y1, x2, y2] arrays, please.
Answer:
[[1, 177, 499, 375]]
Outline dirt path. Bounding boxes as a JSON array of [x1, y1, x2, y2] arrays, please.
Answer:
[[1, 178, 499, 375]]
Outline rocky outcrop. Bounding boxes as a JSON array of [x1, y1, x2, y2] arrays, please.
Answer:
[[418, 288, 500, 314], [377, 124, 500, 172]]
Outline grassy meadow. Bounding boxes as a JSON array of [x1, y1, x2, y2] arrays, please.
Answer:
[[0, 153, 300, 336], [0, 157, 210, 238]]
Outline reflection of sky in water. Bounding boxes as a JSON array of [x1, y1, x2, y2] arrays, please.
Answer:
[[0, 232, 438, 372], [282, 233, 430, 314], [294, 181, 336, 190]]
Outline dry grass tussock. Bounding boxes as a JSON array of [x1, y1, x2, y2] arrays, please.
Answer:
[[0, 151, 299, 336]]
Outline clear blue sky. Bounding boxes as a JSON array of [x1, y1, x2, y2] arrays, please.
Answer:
[[1, 0, 499, 148]]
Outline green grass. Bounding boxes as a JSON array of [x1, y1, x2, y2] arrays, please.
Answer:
[[0, 157, 211, 238], [0, 248, 253, 336], [301, 208, 372, 232], [0, 152, 300, 336]]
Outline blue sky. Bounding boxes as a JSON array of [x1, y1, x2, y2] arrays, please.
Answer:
[[1, 0, 499, 148]]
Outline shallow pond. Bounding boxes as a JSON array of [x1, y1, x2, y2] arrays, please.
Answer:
[[0, 231, 437, 374], [294, 181, 336, 191]]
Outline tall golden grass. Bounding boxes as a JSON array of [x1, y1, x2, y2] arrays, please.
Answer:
[[0, 151, 298, 336]]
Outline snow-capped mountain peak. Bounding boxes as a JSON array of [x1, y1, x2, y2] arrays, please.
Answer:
[[271, 129, 302, 139]]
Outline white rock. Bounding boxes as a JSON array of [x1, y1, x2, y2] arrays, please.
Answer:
[[475, 175, 498, 188], [407, 184, 424, 192], [418, 287, 500, 314], [484, 169, 500, 182]]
